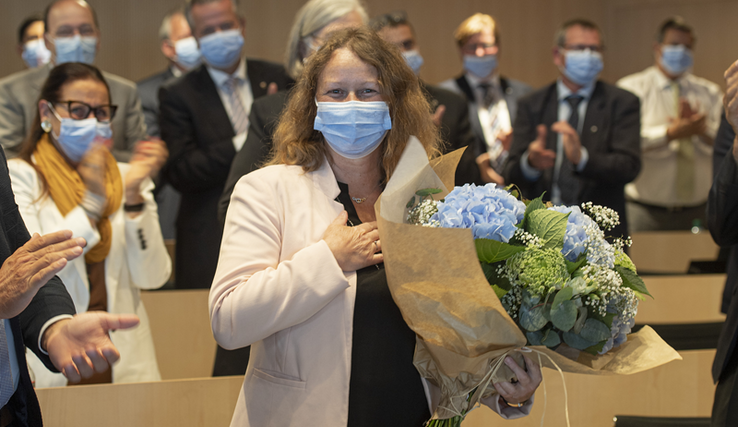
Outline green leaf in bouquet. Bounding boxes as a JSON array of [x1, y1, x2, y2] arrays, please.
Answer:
[[551, 300, 577, 332], [475, 239, 525, 264], [480, 262, 509, 288], [633, 290, 646, 302], [520, 194, 546, 229], [415, 188, 442, 197], [527, 209, 569, 250], [406, 195, 416, 209], [562, 331, 599, 350], [526, 330, 544, 346], [565, 253, 587, 275], [541, 328, 561, 348], [519, 303, 549, 332], [552, 287, 573, 307], [583, 341, 607, 356], [589, 311, 616, 328], [572, 306, 588, 334], [615, 265, 652, 298], [579, 318, 612, 343], [491, 285, 508, 300]]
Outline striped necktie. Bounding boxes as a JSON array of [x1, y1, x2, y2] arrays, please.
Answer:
[[0, 324, 14, 408], [671, 81, 695, 202], [225, 77, 249, 135]]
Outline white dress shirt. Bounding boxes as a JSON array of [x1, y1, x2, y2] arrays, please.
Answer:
[[617, 66, 722, 207], [464, 72, 512, 168], [521, 79, 592, 205], [206, 57, 253, 151]]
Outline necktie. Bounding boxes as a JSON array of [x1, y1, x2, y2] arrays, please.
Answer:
[[225, 77, 249, 135], [478, 83, 495, 108], [558, 95, 583, 205], [671, 81, 695, 202], [0, 324, 14, 408]]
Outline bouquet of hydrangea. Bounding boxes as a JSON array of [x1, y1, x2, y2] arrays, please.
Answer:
[[376, 138, 680, 427], [407, 184, 648, 357]]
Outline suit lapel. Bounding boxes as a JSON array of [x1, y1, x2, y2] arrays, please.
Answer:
[[193, 65, 235, 138], [247, 59, 270, 99], [580, 81, 606, 153], [542, 84, 559, 187]]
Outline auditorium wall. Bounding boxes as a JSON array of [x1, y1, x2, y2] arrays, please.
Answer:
[[2, 0, 737, 91]]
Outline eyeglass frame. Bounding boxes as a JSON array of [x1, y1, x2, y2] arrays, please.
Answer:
[[49, 100, 118, 123]]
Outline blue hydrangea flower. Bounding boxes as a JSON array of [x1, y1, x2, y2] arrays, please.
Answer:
[[430, 183, 525, 243], [548, 205, 592, 262], [598, 315, 635, 354]]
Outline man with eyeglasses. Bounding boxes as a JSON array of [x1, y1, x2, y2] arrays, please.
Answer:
[[0, 0, 148, 162], [159, 0, 292, 291], [617, 17, 721, 232], [439, 13, 532, 186], [503, 18, 641, 239], [371, 10, 482, 186]]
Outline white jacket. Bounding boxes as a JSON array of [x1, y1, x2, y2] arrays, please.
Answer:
[[8, 159, 171, 387], [210, 159, 530, 426]]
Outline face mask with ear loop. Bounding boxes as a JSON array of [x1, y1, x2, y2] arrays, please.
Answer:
[[313, 100, 392, 159], [42, 102, 112, 162]]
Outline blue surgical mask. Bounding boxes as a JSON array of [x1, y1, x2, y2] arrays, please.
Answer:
[[53, 35, 97, 65], [660, 44, 693, 76], [463, 54, 498, 79], [314, 100, 392, 159], [199, 29, 244, 69], [561, 49, 603, 86], [22, 39, 51, 68], [402, 50, 424, 75], [49, 104, 112, 162], [174, 36, 202, 70]]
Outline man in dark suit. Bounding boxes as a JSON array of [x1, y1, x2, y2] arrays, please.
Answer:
[[709, 60, 738, 426], [159, 0, 292, 290], [438, 13, 532, 186], [503, 19, 641, 238], [0, 148, 138, 426], [137, 8, 200, 242], [371, 11, 482, 187]]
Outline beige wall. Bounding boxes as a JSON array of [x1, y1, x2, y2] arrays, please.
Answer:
[[1, 0, 737, 90]]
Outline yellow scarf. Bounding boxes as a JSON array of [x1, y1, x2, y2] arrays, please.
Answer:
[[33, 134, 122, 263]]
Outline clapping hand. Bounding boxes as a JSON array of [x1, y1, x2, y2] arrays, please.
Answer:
[[77, 143, 108, 198], [43, 311, 140, 383], [551, 121, 583, 165], [125, 138, 168, 205], [667, 99, 707, 141], [527, 125, 555, 170], [0, 230, 85, 319]]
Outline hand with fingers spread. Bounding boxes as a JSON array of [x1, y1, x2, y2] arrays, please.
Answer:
[[0, 230, 86, 319], [527, 124, 556, 170], [322, 211, 382, 272], [551, 120, 583, 165], [42, 311, 140, 383], [493, 354, 543, 406]]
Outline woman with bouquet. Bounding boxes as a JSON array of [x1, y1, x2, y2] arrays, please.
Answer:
[[210, 27, 541, 426]]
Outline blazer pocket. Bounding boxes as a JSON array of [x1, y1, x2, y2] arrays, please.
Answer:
[[253, 368, 306, 390]]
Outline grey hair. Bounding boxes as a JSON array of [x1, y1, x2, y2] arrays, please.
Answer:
[[159, 7, 186, 41], [553, 18, 604, 48], [185, 0, 240, 33], [284, 0, 368, 80]]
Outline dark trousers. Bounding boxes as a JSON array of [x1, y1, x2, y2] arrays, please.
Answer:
[[212, 345, 250, 377], [713, 346, 738, 426]]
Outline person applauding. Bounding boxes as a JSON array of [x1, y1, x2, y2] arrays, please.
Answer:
[[8, 63, 171, 387]]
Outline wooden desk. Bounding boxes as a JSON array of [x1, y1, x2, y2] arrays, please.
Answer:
[[630, 231, 719, 274], [141, 290, 216, 380], [464, 349, 714, 427], [637, 274, 726, 324], [37, 376, 243, 427]]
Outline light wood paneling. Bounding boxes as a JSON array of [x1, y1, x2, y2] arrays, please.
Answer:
[[4, 1, 735, 89], [36, 376, 244, 427], [140, 289, 216, 380]]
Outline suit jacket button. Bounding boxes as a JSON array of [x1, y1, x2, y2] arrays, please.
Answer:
[[590, 125, 598, 133], [259, 81, 267, 89]]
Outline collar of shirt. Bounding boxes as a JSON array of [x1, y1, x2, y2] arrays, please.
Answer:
[[650, 65, 689, 90], [207, 56, 248, 89], [466, 71, 502, 106], [556, 77, 595, 103], [170, 65, 183, 78]]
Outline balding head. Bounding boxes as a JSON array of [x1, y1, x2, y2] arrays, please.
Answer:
[[44, 0, 101, 64]]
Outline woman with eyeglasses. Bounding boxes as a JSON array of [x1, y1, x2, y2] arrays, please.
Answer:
[[7, 62, 171, 387]]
